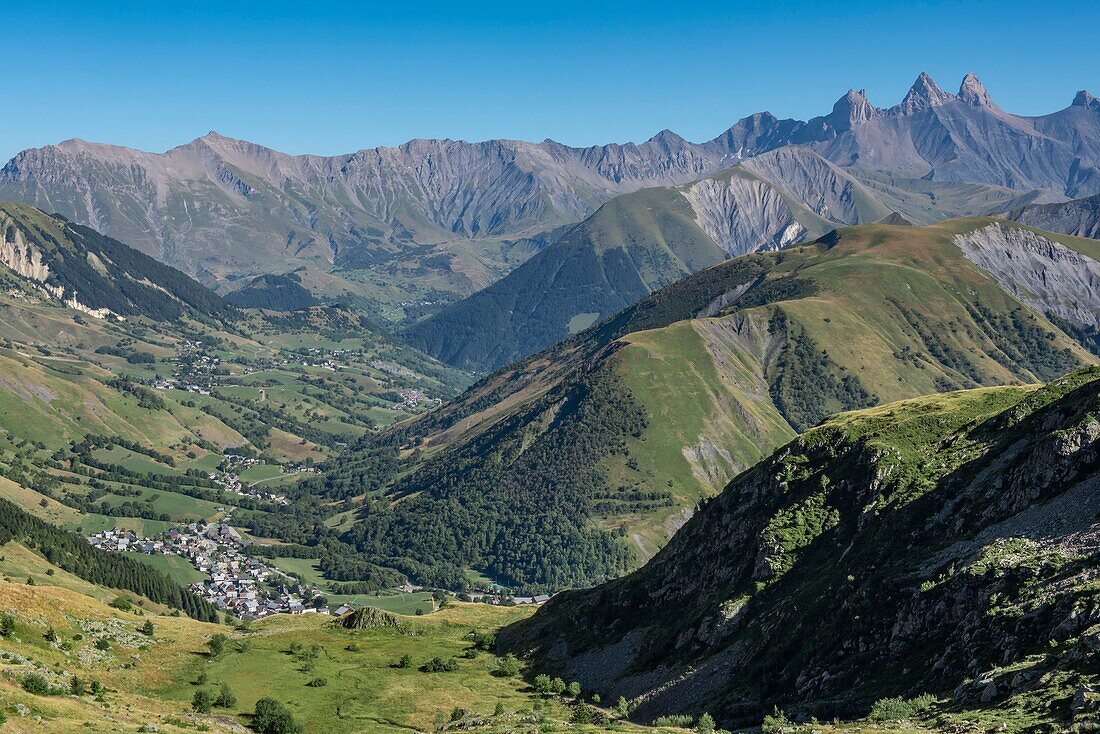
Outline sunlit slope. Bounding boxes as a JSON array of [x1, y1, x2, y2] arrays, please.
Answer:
[[334, 218, 1097, 588]]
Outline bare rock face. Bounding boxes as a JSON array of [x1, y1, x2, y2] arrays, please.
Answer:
[[891, 71, 956, 115], [953, 222, 1100, 328], [682, 175, 806, 256], [1010, 193, 1100, 239], [0, 211, 51, 282], [958, 73, 996, 108]]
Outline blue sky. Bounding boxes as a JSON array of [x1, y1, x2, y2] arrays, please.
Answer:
[[3, 0, 1098, 162]]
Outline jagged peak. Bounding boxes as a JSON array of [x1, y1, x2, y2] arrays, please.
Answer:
[[893, 72, 955, 114], [647, 129, 688, 146], [958, 72, 995, 107], [1073, 90, 1099, 109], [827, 88, 877, 129]]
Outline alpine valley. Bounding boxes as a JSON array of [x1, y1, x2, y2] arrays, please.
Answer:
[[0, 70, 1098, 734]]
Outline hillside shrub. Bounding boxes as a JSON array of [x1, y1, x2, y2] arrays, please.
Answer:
[[252, 697, 303, 734], [869, 693, 935, 721]]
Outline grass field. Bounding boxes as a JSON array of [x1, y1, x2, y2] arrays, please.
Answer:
[[0, 564, 957, 734], [269, 557, 438, 614], [97, 484, 225, 522], [64, 513, 172, 537], [128, 552, 209, 585], [239, 463, 284, 484]]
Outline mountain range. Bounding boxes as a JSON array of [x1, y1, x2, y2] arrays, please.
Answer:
[[2, 72, 1098, 315], [406, 146, 1062, 371]]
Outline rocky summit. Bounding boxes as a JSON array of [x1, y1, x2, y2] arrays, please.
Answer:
[[3, 73, 1099, 307]]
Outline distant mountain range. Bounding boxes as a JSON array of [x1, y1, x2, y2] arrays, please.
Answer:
[[2, 72, 1098, 311], [1010, 191, 1100, 239]]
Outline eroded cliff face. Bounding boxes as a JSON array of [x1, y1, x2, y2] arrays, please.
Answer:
[[0, 211, 111, 317], [0, 212, 51, 282], [1011, 193, 1100, 239], [954, 222, 1100, 328], [682, 175, 807, 256]]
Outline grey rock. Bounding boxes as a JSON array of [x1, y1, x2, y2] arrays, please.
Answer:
[[4, 72, 1100, 300]]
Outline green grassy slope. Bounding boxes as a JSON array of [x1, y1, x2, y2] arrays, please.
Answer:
[[332, 218, 1097, 591], [502, 367, 1100, 732], [404, 185, 725, 371]]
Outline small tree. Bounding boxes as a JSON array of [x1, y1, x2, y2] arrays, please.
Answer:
[[395, 653, 413, 669], [617, 696, 630, 717], [216, 682, 237, 708], [567, 681, 582, 699], [140, 620, 154, 636], [207, 633, 227, 658], [493, 701, 506, 716], [21, 673, 51, 696], [697, 712, 716, 734], [571, 704, 594, 724], [0, 612, 14, 638], [70, 677, 86, 696], [493, 654, 521, 677], [252, 697, 303, 734], [533, 674, 553, 695], [192, 689, 215, 713], [550, 677, 566, 695]]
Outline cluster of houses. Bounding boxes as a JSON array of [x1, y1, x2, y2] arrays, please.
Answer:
[[394, 387, 439, 410], [85, 521, 327, 619], [148, 339, 222, 394], [211, 454, 291, 506]]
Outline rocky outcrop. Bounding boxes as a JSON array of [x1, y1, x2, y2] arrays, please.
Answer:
[[338, 607, 402, 631], [1009, 192, 1100, 239], [0, 212, 51, 282], [682, 175, 806, 256], [954, 222, 1100, 328]]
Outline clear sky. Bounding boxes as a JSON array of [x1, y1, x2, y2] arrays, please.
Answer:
[[3, 0, 1098, 162]]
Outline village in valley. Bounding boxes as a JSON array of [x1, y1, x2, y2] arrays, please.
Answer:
[[85, 520, 337, 619], [72, 329, 540, 622], [85, 515, 554, 620]]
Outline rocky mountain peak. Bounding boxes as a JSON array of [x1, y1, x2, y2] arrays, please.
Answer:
[[1073, 90, 1099, 109], [893, 71, 955, 114], [647, 129, 689, 147], [825, 88, 877, 131], [958, 72, 995, 107]]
